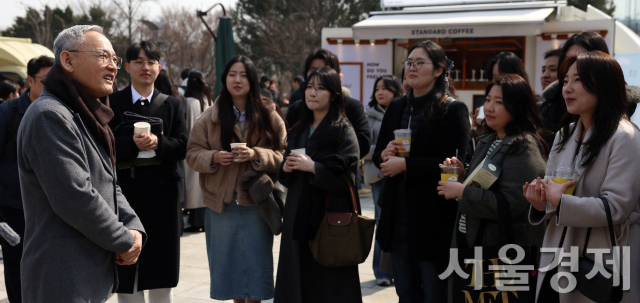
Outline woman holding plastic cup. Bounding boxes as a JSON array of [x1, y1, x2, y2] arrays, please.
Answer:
[[186, 56, 286, 302], [274, 67, 361, 302], [437, 74, 548, 256], [372, 40, 470, 302], [524, 52, 640, 302]]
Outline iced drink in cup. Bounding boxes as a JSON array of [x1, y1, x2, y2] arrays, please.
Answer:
[[553, 167, 580, 195], [440, 165, 461, 182], [393, 129, 411, 158], [230, 143, 247, 162]]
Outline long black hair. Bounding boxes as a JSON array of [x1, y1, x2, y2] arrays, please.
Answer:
[[154, 69, 183, 101], [217, 56, 278, 152], [288, 67, 349, 146], [185, 70, 213, 110], [368, 75, 404, 109], [486, 52, 530, 84], [407, 40, 456, 119], [555, 51, 628, 168], [483, 74, 549, 155]]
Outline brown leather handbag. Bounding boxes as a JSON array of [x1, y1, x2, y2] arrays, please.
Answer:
[[308, 179, 376, 267]]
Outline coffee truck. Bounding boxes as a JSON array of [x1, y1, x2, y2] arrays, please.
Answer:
[[322, 0, 640, 112]]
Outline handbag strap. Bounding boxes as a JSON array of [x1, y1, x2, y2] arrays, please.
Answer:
[[582, 198, 617, 255], [324, 177, 359, 221]]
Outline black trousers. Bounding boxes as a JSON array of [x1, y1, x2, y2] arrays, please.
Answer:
[[0, 205, 24, 303]]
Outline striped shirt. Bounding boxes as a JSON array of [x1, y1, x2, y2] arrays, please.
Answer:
[[459, 139, 502, 234]]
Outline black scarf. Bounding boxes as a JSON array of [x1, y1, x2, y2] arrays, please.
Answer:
[[42, 65, 116, 167]]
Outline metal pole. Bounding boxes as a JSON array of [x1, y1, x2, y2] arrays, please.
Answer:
[[196, 3, 228, 42]]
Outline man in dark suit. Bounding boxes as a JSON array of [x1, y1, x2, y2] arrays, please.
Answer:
[[108, 41, 188, 302], [285, 49, 371, 159]]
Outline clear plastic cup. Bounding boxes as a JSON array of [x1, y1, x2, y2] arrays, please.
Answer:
[[441, 165, 461, 182], [230, 143, 247, 162], [553, 167, 580, 195], [393, 129, 412, 158], [291, 148, 306, 156]]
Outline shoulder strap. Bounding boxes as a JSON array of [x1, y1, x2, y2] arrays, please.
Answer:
[[440, 96, 455, 113], [143, 93, 169, 117]]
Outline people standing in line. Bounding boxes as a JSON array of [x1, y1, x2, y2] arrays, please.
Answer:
[[524, 51, 640, 302], [108, 41, 188, 302], [0, 55, 54, 303], [0, 80, 19, 103], [373, 40, 470, 303], [290, 76, 304, 104], [273, 66, 362, 303], [437, 74, 547, 279], [186, 55, 286, 303], [18, 25, 145, 302], [363, 75, 404, 287], [540, 48, 561, 90], [286, 49, 371, 160], [538, 31, 611, 149], [182, 70, 212, 233]]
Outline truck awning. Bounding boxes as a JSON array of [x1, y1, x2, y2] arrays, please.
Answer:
[[0, 37, 54, 80], [352, 7, 554, 40]]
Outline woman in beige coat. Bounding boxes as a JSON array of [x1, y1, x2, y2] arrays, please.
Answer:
[[524, 51, 640, 302], [186, 56, 286, 303]]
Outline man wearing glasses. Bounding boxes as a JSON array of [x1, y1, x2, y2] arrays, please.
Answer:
[[0, 55, 53, 302], [17, 25, 146, 302], [108, 41, 187, 303]]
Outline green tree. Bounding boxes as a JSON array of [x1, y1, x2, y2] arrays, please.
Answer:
[[568, 0, 615, 16]]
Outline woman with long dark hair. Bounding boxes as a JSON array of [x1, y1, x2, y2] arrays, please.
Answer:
[[437, 75, 547, 285], [182, 70, 213, 232], [363, 75, 404, 286], [154, 69, 183, 100], [524, 51, 640, 302], [273, 67, 361, 303], [186, 56, 287, 303], [538, 31, 611, 149], [373, 40, 470, 302]]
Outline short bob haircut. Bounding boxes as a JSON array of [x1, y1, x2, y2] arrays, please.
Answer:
[[368, 75, 404, 109], [556, 51, 628, 167]]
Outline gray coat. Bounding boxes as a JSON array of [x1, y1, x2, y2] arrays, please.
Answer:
[[362, 106, 385, 185], [530, 119, 640, 303], [17, 88, 146, 303], [457, 133, 547, 248]]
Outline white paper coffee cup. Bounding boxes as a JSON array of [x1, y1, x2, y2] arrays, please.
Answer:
[[291, 148, 306, 156], [230, 143, 247, 162], [133, 122, 151, 135]]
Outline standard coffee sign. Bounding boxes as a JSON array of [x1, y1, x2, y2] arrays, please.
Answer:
[[411, 27, 475, 36]]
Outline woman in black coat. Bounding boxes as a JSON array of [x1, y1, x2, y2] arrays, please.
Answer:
[[274, 67, 362, 303], [373, 40, 470, 302]]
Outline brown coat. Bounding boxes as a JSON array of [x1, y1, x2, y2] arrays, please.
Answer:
[[186, 99, 286, 213], [530, 119, 640, 303]]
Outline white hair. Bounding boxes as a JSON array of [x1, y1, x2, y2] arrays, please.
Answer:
[[53, 25, 104, 65]]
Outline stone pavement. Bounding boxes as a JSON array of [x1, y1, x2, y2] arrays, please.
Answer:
[[0, 191, 398, 303]]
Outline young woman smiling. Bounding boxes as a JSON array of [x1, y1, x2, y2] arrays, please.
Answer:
[[273, 67, 362, 303], [524, 51, 640, 303], [437, 75, 548, 262], [373, 40, 470, 302], [186, 56, 287, 303]]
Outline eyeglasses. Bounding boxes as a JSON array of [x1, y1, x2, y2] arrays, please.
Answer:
[[68, 50, 122, 69], [131, 59, 159, 68], [402, 61, 433, 70]]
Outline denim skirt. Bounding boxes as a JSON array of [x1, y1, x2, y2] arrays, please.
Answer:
[[205, 197, 274, 300]]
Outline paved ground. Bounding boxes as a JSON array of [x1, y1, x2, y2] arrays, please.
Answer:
[[0, 191, 398, 303]]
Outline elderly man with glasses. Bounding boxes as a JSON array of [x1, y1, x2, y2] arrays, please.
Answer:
[[16, 25, 146, 302]]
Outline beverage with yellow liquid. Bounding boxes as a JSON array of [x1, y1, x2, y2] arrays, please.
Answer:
[[553, 167, 580, 195], [441, 165, 460, 182], [394, 129, 412, 158], [553, 178, 576, 195]]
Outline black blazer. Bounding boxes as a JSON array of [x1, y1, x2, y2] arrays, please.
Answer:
[[286, 95, 371, 159], [373, 95, 470, 263]]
